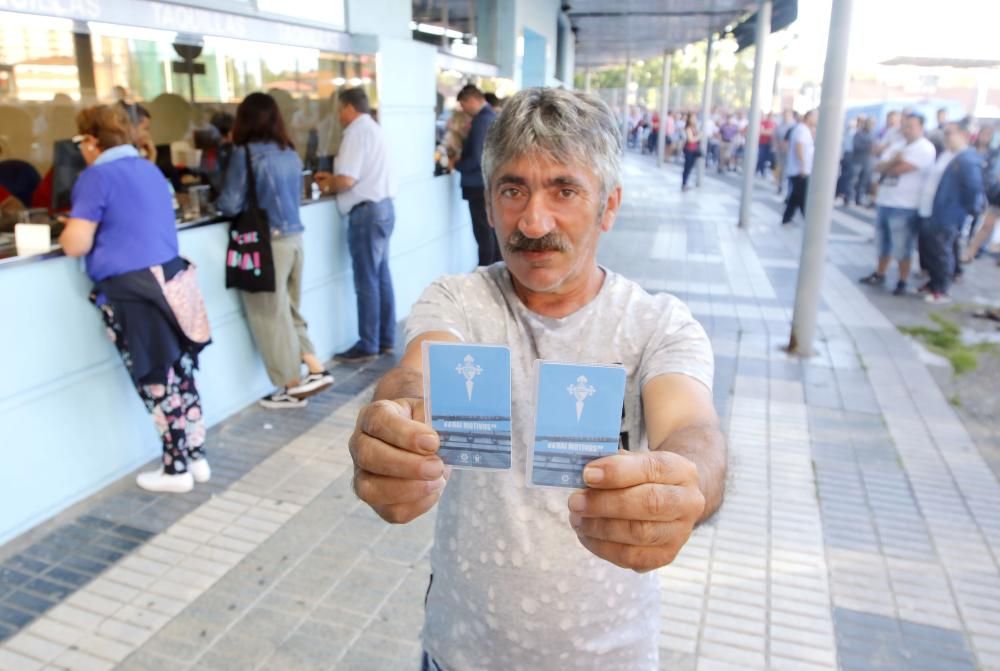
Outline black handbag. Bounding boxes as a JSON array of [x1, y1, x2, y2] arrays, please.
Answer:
[[225, 146, 276, 293]]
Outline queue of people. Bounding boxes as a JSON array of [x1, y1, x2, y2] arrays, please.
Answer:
[[54, 87, 396, 492], [859, 112, 996, 303]]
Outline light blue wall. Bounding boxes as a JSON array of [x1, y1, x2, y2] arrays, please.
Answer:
[[486, 0, 564, 87], [0, 0, 480, 545], [0, 186, 475, 544]]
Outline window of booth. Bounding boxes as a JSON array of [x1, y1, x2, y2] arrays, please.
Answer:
[[0, 10, 375, 227]]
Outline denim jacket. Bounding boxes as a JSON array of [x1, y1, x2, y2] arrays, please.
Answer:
[[217, 142, 304, 236], [929, 148, 984, 230]]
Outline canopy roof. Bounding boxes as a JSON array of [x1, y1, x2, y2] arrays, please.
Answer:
[[568, 0, 759, 68]]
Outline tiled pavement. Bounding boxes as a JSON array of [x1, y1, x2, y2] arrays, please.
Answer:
[[1, 154, 999, 670]]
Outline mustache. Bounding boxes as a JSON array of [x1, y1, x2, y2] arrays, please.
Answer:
[[505, 230, 570, 254]]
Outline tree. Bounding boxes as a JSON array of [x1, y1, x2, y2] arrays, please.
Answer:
[[574, 36, 757, 111]]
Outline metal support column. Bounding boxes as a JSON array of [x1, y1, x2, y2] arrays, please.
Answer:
[[657, 50, 673, 167], [738, 0, 772, 227], [788, 0, 855, 356], [584, 67, 592, 93], [696, 32, 715, 187], [622, 58, 632, 151], [441, 0, 450, 50]]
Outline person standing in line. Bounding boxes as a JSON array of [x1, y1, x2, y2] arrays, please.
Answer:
[[59, 105, 212, 492], [717, 115, 739, 173], [681, 114, 702, 191], [773, 109, 797, 194], [927, 107, 949, 156], [756, 112, 775, 177], [781, 109, 817, 226], [961, 125, 1000, 264], [452, 85, 500, 267], [849, 117, 876, 207], [315, 87, 398, 363], [875, 110, 903, 155], [836, 117, 857, 205], [859, 113, 937, 295], [918, 120, 984, 303], [218, 93, 334, 408]]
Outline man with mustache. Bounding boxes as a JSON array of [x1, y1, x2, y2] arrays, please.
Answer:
[[348, 88, 727, 670]]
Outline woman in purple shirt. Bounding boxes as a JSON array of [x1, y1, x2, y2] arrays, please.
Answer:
[[60, 105, 211, 494]]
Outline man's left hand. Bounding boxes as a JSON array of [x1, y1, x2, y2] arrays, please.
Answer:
[[568, 451, 705, 573], [314, 171, 334, 194]]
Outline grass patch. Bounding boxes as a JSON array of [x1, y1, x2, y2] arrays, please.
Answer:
[[900, 313, 997, 375]]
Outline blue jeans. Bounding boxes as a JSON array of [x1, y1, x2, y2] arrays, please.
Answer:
[[876, 206, 919, 261], [347, 198, 396, 353]]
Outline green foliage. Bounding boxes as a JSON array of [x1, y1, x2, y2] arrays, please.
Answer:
[[899, 313, 997, 376], [574, 37, 757, 110]]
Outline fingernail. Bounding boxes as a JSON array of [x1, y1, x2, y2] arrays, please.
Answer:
[[416, 434, 437, 451], [427, 477, 446, 493], [569, 512, 582, 528], [568, 492, 586, 512], [420, 460, 443, 479], [583, 466, 603, 484]]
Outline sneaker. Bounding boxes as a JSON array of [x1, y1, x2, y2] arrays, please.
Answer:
[[288, 371, 334, 399], [859, 272, 886, 286], [189, 458, 211, 483], [379, 346, 395, 355], [333, 345, 379, 364], [917, 282, 931, 294], [925, 292, 952, 304], [136, 468, 194, 493], [259, 390, 308, 409], [892, 280, 908, 296]]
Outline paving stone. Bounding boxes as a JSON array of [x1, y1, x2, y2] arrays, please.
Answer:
[[0, 604, 34, 629], [4, 632, 64, 663], [4, 592, 53, 616], [0, 647, 44, 671], [116, 650, 188, 671]]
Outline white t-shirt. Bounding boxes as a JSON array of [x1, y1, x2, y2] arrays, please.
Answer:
[[703, 117, 717, 140], [918, 150, 955, 217], [875, 137, 936, 210], [785, 124, 815, 177], [406, 265, 714, 671], [334, 113, 396, 216]]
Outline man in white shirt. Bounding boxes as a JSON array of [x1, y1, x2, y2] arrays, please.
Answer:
[[860, 113, 937, 295], [781, 109, 817, 225], [347, 87, 727, 670], [316, 87, 398, 361]]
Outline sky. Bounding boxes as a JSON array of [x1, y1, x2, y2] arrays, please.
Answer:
[[782, 0, 1000, 78]]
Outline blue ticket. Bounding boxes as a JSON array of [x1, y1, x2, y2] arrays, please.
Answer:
[[422, 342, 512, 470], [528, 361, 627, 488]]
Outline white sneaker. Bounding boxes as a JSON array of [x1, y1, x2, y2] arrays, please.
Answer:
[[259, 390, 308, 409], [924, 292, 952, 304], [136, 468, 194, 493], [287, 371, 334, 399], [189, 458, 211, 483]]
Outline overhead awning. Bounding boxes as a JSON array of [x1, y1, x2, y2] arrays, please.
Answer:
[[568, 0, 759, 68]]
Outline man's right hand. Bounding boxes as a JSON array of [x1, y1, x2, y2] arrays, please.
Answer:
[[349, 398, 449, 524]]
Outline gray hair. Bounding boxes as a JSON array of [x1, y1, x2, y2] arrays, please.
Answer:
[[482, 87, 622, 199]]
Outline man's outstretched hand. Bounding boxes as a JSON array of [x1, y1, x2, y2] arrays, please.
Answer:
[[349, 398, 450, 524], [568, 451, 705, 573]]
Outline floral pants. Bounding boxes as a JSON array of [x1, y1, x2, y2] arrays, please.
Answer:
[[99, 304, 206, 475]]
